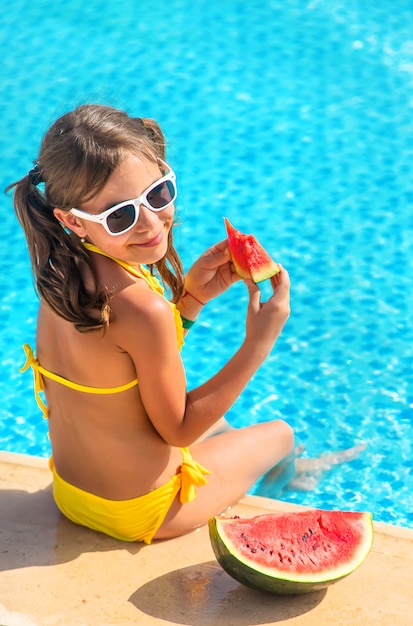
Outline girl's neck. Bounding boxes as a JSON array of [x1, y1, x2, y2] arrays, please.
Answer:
[[82, 242, 144, 278]]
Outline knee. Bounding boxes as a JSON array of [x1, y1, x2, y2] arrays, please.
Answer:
[[275, 420, 295, 452]]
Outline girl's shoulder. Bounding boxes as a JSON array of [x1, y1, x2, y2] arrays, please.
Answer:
[[110, 273, 169, 320], [109, 277, 184, 353]]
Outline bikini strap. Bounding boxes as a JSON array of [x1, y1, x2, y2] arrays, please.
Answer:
[[83, 242, 145, 279], [20, 344, 49, 419], [20, 344, 138, 419], [83, 242, 184, 348]]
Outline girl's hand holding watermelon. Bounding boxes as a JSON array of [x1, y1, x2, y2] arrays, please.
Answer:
[[180, 239, 241, 313], [223, 217, 290, 355], [244, 266, 290, 357]]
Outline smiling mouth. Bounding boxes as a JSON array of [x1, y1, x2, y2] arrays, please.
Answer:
[[137, 231, 163, 247]]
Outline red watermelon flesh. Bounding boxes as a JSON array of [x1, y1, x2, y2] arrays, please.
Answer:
[[209, 509, 373, 594], [224, 217, 280, 283]]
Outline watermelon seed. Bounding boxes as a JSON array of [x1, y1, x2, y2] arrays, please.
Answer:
[[260, 546, 266, 551], [302, 533, 309, 542], [250, 548, 257, 553]]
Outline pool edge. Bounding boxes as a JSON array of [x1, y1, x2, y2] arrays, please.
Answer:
[[1, 450, 412, 625]]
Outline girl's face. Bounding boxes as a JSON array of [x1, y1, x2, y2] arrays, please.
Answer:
[[63, 154, 175, 265]]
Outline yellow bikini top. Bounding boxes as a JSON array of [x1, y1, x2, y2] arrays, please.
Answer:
[[21, 243, 184, 419]]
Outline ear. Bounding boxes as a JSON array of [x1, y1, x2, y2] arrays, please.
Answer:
[[53, 208, 88, 238]]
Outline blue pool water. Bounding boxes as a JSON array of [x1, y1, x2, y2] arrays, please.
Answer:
[[1, 0, 412, 528]]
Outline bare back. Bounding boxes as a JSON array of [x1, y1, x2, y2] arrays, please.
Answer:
[[36, 254, 185, 500]]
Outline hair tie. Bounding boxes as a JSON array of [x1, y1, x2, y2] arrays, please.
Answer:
[[28, 165, 44, 187]]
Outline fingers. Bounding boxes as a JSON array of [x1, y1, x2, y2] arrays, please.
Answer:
[[244, 277, 258, 292], [244, 266, 290, 311], [244, 278, 261, 309], [203, 239, 229, 257], [207, 238, 229, 252], [245, 265, 289, 294], [200, 244, 231, 269], [270, 265, 290, 290]]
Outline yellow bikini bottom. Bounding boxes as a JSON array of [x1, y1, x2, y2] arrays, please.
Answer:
[[49, 447, 210, 544]]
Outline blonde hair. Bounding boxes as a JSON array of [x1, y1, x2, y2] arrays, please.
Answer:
[[6, 104, 184, 332]]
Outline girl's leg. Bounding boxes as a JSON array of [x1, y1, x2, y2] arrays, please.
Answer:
[[195, 416, 234, 440], [155, 419, 294, 540]]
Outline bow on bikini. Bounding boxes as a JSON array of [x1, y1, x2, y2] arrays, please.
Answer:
[[20, 343, 49, 419]]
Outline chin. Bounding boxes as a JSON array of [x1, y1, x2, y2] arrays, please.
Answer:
[[138, 242, 169, 266]]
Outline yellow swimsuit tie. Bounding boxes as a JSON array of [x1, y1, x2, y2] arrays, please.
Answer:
[[20, 344, 49, 419], [179, 447, 211, 503], [20, 344, 138, 419]]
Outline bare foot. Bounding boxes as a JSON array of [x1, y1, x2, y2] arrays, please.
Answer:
[[286, 443, 367, 492]]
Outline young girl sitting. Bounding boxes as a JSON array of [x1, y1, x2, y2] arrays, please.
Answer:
[[8, 104, 294, 544]]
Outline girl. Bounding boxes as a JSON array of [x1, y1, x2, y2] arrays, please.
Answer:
[[8, 104, 294, 544]]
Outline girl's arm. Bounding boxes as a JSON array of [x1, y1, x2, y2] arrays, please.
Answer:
[[111, 268, 290, 447], [181, 270, 290, 445]]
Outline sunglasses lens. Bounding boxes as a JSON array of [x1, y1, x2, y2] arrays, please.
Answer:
[[106, 205, 136, 234], [147, 180, 176, 209]]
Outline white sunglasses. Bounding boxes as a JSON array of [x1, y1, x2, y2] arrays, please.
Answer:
[[70, 160, 176, 236]]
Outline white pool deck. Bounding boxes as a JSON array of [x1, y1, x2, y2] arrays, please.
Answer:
[[0, 451, 412, 626]]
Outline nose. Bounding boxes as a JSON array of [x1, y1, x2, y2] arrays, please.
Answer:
[[136, 203, 159, 229]]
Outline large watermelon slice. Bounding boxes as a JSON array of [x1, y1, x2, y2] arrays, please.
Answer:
[[209, 509, 373, 595], [224, 217, 280, 283]]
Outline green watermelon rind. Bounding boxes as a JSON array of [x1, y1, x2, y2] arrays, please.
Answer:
[[208, 511, 374, 595], [232, 258, 279, 283]]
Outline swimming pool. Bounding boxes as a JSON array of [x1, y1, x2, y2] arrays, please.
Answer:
[[1, 0, 412, 529]]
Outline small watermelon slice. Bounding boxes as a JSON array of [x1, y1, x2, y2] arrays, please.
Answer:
[[209, 509, 374, 595], [224, 217, 280, 283]]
